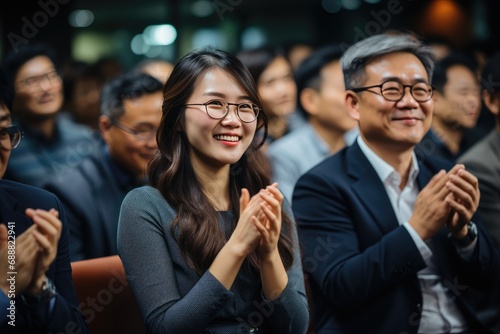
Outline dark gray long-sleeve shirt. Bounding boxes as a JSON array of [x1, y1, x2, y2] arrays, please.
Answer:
[[117, 186, 309, 334]]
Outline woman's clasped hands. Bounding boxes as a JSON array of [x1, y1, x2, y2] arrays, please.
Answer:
[[232, 182, 283, 259]]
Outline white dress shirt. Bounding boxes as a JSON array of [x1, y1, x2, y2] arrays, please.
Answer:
[[358, 136, 474, 334]]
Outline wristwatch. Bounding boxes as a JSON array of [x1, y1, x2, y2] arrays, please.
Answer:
[[452, 221, 478, 248], [22, 276, 58, 305]]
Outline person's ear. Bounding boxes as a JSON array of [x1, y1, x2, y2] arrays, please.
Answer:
[[300, 88, 320, 116], [98, 116, 113, 143], [431, 91, 445, 117], [345, 90, 360, 121], [432, 90, 440, 102], [483, 90, 500, 116]]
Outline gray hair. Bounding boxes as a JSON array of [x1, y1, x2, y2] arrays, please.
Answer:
[[340, 34, 435, 90]]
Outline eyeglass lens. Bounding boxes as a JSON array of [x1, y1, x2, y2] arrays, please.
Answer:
[[0, 126, 22, 150], [133, 127, 157, 140], [205, 100, 258, 122], [18, 71, 61, 89], [381, 81, 433, 102], [112, 120, 157, 140]]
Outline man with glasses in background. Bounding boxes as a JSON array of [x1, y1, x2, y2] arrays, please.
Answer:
[[44, 71, 163, 261], [1, 43, 101, 188], [416, 52, 482, 163], [292, 34, 500, 333]]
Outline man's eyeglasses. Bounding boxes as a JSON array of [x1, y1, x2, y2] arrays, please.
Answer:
[[350, 80, 435, 102], [16, 71, 62, 90], [185, 99, 260, 123], [0, 125, 23, 151], [111, 119, 157, 141]]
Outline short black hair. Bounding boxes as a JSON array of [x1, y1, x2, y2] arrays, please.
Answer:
[[0, 68, 13, 111], [100, 71, 163, 119], [432, 51, 478, 93], [1, 43, 59, 89], [480, 50, 500, 96], [236, 46, 286, 83], [294, 44, 344, 119]]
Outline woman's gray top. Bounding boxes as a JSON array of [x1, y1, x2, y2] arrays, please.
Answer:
[[117, 186, 310, 334]]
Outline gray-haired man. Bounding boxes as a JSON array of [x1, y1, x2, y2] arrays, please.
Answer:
[[293, 33, 500, 333]]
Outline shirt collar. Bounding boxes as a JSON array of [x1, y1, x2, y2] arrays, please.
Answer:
[[344, 126, 360, 146], [357, 136, 419, 185]]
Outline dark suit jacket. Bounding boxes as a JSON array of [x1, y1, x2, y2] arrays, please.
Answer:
[[44, 148, 137, 261], [292, 142, 500, 334], [0, 179, 89, 334], [459, 130, 500, 245], [415, 128, 484, 163]]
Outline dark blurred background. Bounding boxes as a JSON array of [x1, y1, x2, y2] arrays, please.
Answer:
[[1, 0, 499, 68]]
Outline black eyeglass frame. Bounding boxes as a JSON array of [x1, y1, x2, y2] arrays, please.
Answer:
[[0, 125, 23, 151], [350, 80, 435, 102], [110, 119, 157, 141], [184, 99, 260, 123]]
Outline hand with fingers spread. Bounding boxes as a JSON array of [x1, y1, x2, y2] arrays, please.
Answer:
[[409, 164, 465, 240], [445, 167, 480, 239], [24, 208, 62, 295], [253, 183, 283, 259], [0, 224, 39, 297]]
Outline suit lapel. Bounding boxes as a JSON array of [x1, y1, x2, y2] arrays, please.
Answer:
[[94, 160, 123, 255], [94, 182, 120, 254], [415, 157, 435, 191], [347, 143, 400, 234], [80, 154, 123, 255], [489, 131, 500, 157], [0, 186, 35, 236]]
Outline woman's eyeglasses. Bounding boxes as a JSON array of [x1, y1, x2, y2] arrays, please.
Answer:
[[185, 99, 260, 123]]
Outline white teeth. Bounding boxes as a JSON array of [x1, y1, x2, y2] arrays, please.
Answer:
[[214, 135, 239, 142]]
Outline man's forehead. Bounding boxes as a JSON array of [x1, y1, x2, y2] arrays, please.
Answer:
[[365, 51, 422, 65], [364, 53, 428, 77]]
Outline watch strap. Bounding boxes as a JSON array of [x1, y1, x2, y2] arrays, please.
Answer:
[[22, 276, 58, 306], [451, 221, 478, 248]]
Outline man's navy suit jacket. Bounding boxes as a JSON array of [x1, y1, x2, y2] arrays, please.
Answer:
[[293, 141, 500, 334], [0, 179, 89, 333], [44, 148, 133, 260]]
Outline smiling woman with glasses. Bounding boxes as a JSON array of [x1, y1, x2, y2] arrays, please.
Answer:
[[117, 48, 309, 333]]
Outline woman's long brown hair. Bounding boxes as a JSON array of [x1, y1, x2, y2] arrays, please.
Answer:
[[148, 48, 295, 275]]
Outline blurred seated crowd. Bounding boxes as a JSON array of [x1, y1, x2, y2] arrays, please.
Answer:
[[0, 29, 499, 333]]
